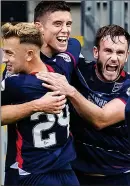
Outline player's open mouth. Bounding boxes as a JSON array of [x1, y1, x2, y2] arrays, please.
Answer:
[[57, 36, 68, 43], [106, 64, 118, 72]]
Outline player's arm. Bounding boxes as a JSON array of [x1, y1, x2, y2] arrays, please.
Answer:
[[1, 91, 66, 126], [66, 88, 126, 130], [2, 102, 38, 125], [36, 72, 128, 130]]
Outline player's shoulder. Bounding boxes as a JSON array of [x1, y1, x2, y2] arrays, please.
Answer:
[[5, 73, 26, 82], [67, 37, 81, 55], [78, 59, 96, 72], [119, 75, 130, 96], [78, 59, 95, 66], [3, 73, 46, 101], [5, 73, 41, 87], [125, 71, 130, 79], [55, 52, 72, 63], [68, 37, 81, 46], [121, 71, 130, 87]]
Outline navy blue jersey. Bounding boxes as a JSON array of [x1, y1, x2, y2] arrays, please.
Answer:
[[1, 67, 18, 172], [125, 96, 130, 143], [2, 74, 73, 175], [40, 38, 81, 83], [2, 38, 81, 174], [71, 60, 130, 175]]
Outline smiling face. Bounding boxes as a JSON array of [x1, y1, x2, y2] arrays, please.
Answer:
[[93, 35, 129, 82], [37, 11, 72, 56], [2, 37, 27, 74]]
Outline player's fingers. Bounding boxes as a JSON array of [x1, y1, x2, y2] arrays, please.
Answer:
[[49, 91, 60, 96], [36, 73, 44, 80], [56, 104, 66, 110], [36, 73, 54, 82], [37, 72, 62, 80], [46, 72, 63, 79], [42, 83, 57, 91], [36, 72, 52, 78], [41, 77, 54, 84], [53, 110, 62, 114], [53, 104, 66, 113], [55, 99, 66, 107], [56, 95, 66, 102]]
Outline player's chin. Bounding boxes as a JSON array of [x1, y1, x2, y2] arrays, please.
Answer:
[[57, 46, 68, 52], [7, 70, 13, 75], [103, 72, 119, 82], [56, 42, 68, 52]]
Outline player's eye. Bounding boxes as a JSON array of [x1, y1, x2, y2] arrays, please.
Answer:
[[104, 48, 112, 53], [66, 21, 72, 27], [6, 50, 13, 55], [117, 50, 125, 55], [54, 21, 62, 27]]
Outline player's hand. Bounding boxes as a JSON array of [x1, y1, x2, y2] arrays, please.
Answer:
[[36, 72, 74, 96], [33, 91, 66, 114]]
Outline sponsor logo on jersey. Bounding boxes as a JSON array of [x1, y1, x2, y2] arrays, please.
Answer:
[[88, 93, 108, 107], [57, 53, 71, 62], [112, 82, 123, 92]]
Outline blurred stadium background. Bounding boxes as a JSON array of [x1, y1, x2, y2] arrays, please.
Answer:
[[1, 0, 130, 185]]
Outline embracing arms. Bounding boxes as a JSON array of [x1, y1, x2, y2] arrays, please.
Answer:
[[36, 72, 126, 130], [1, 91, 66, 125]]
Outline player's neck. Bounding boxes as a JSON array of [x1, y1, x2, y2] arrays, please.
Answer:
[[27, 58, 48, 74], [41, 45, 55, 58]]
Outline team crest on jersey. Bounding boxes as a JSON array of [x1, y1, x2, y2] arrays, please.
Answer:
[[57, 53, 71, 62], [112, 82, 123, 92], [126, 87, 130, 96]]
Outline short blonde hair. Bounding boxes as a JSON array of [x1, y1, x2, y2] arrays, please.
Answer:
[[2, 22, 43, 48]]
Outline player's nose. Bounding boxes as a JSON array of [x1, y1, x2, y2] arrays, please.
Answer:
[[61, 24, 69, 33], [2, 54, 9, 64], [111, 53, 118, 61]]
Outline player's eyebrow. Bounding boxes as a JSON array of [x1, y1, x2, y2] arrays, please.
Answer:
[[3, 49, 13, 54]]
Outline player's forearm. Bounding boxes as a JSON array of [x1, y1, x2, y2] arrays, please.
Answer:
[[67, 88, 114, 130], [1, 101, 38, 125]]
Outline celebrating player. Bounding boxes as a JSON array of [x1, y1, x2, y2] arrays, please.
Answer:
[[2, 1, 81, 185], [37, 24, 130, 186], [2, 22, 80, 185]]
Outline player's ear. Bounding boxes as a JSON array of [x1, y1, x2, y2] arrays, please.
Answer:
[[125, 50, 129, 63], [26, 50, 33, 62], [34, 22, 44, 34], [93, 46, 99, 59]]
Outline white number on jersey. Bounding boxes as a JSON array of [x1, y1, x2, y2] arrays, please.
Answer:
[[31, 105, 70, 148]]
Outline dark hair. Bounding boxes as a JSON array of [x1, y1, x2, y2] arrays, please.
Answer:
[[34, 1, 71, 22], [2, 22, 43, 48], [94, 24, 130, 48]]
